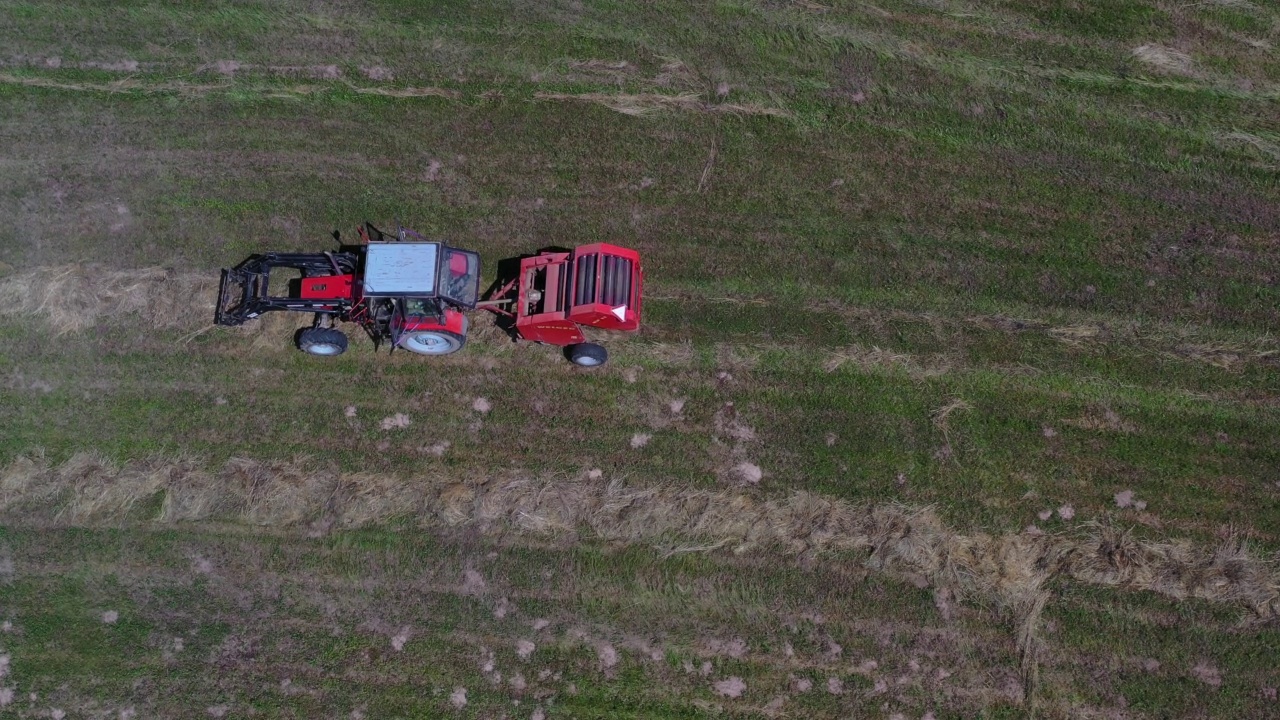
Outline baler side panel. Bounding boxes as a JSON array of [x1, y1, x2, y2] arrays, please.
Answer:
[[516, 320, 585, 346]]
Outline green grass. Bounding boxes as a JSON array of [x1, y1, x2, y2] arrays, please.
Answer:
[[1, 0, 1279, 716], [1046, 583, 1280, 717], [0, 526, 983, 718]]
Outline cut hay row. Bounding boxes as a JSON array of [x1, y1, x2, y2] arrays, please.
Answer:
[[0, 73, 790, 116], [822, 345, 951, 377], [0, 72, 229, 95], [532, 91, 792, 117], [0, 264, 217, 334], [3, 451, 1276, 622], [347, 83, 461, 99], [4, 265, 1276, 374], [1130, 44, 1197, 77], [1217, 131, 1280, 165]]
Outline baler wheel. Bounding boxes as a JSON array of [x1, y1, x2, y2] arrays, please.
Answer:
[[298, 327, 349, 356], [567, 343, 608, 367]]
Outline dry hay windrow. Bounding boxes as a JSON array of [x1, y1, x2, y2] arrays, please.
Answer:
[[3, 451, 1277, 623], [0, 72, 231, 95], [0, 73, 792, 117], [346, 82, 460, 99], [0, 264, 216, 334], [1131, 44, 1197, 77], [5, 265, 1276, 375], [532, 91, 792, 117], [823, 344, 953, 377]]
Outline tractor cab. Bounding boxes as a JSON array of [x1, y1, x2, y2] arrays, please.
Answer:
[[215, 223, 482, 358], [441, 248, 481, 307], [359, 240, 480, 309], [357, 239, 480, 355]]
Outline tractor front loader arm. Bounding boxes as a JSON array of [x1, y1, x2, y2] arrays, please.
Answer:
[[215, 265, 259, 326], [214, 252, 358, 326]]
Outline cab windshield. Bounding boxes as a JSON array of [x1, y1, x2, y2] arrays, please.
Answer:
[[440, 247, 480, 307]]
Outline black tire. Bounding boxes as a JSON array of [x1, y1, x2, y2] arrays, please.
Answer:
[[297, 327, 348, 357], [567, 342, 608, 367]]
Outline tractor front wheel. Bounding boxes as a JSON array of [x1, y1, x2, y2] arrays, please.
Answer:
[[298, 327, 349, 356], [567, 343, 608, 367]]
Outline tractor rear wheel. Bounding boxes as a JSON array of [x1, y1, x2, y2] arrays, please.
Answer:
[[298, 327, 348, 356], [401, 330, 465, 355], [400, 315, 468, 356], [567, 343, 608, 367]]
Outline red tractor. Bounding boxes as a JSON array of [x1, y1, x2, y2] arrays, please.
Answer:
[[215, 223, 643, 366]]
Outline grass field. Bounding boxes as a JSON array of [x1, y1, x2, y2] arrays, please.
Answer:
[[1, 0, 1278, 717]]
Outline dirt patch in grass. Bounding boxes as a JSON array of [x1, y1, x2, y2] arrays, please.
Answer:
[[713, 675, 746, 698], [360, 66, 394, 81], [1063, 408, 1138, 434]]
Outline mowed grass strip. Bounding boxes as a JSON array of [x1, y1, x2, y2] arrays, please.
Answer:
[[0, 525, 1008, 719], [1, 81, 1275, 325], [1, 311, 1278, 540], [0, 521, 1276, 718], [1, 259, 1278, 548]]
